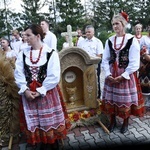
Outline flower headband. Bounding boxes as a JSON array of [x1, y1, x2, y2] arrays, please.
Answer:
[[120, 11, 129, 22]]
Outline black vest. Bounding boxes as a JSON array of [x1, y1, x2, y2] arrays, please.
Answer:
[[108, 37, 133, 68], [23, 50, 54, 86]]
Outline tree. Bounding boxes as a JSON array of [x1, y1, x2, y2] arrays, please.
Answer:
[[0, 0, 150, 40], [0, 8, 6, 37], [21, 0, 51, 28], [0, 0, 12, 38], [56, 0, 86, 32], [139, 0, 150, 29], [91, 0, 149, 33]]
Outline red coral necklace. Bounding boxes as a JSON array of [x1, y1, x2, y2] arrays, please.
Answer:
[[30, 46, 43, 64], [114, 34, 125, 50], [135, 34, 142, 39]]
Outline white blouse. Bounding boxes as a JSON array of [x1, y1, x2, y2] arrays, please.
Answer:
[[6, 49, 16, 58], [14, 43, 60, 96], [101, 33, 140, 80], [19, 42, 30, 53], [140, 35, 150, 52]]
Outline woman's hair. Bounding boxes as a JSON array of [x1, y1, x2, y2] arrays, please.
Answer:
[[111, 12, 128, 27], [24, 24, 45, 41], [135, 23, 143, 29], [1, 37, 13, 50], [1, 37, 10, 46]]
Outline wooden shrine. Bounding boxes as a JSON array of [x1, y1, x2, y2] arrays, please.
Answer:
[[59, 47, 101, 113]]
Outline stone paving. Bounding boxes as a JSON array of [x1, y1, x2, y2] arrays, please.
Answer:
[[1, 107, 150, 150], [62, 107, 150, 150]]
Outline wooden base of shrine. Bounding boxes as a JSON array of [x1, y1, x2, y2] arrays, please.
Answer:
[[65, 100, 89, 113]]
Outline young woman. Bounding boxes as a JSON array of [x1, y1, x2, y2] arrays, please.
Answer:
[[14, 24, 70, 150], [1, 37, 16, 61], [101, 11, 145, 134]]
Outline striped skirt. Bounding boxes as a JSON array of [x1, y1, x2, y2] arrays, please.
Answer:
[[19, 85, 71, 145], [100, 67, 145, 119]]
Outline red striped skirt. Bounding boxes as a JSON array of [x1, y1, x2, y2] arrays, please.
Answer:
[[19, 85, 71, 145], [101, 70, 145, 119]]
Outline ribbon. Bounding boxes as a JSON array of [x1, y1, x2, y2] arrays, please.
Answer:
[[29, 80, 41, 92], [113, 61, 118, 78]]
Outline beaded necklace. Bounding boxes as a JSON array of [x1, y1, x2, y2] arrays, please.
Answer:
[[30, 46, 42, 64], [135, 34, 142, 39], [114, 34, 125, 50]]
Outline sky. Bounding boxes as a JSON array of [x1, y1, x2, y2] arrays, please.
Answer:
[[8, 0, 85, 13], [7, 0, 22, 12]]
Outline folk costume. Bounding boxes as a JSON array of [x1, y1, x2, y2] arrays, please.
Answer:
[[135, 34, 143, 44], [101, 33, 145, 133], [134, 23, 143, 44], [14, 44, 70, 148], [139, 35, 150, 95]]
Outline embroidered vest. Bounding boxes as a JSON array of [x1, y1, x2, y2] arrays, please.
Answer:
[[23, 50, 54, 86], [108, 37, 133, 68]]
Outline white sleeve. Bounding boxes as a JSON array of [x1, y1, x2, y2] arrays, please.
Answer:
[[101, 39, 111, 77], [36, 51, 60, 96], [122, 38, 140, 79], [14, 51, 29, 95], [140, 37, 144, 48]]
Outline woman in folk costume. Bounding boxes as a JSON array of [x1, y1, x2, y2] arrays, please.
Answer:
[[134, 23, 143, 44], [139, 25, 150, 105], [101, 11, 145, 134], [14, 24, 71, 150]]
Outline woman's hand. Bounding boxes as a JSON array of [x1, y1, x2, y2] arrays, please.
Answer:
[[33, 91, 41, 98], [24, 89, 41, 101], [107, 75, 124, 84], [107, 75, 116, 83], [114, 76, 124, 83]]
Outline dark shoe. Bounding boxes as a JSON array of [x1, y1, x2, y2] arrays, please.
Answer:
[[120, 124, 128, 134], [47, 140, 60, 150], [120, 117, 129, 134], [40, 143, 47, 150], [107, 122, 116, 132], [25, 144, 37, 150], [108, 115, 117, 132], [52, 140, 60, 150]]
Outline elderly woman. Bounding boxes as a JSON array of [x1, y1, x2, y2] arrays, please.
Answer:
[[134, 23, 143, 43], [101, 11, 145, 134]]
